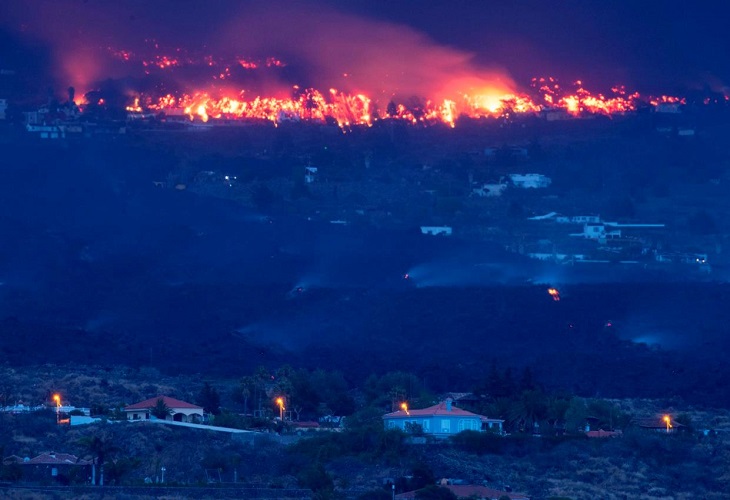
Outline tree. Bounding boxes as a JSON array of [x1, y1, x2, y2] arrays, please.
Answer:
[[564, 397, 588, 433], [77, 430, 118, 486], [105, 457, 141, 485], [198, 382, 221, 415], [150, 398, 172, 419], [410, 462, 436, 490], [357, 489, 392, 500], [415, 485, 457, 500], [297, 462, 333, 496], [509, 390, 548, 433], [236, 376, 256, 415], [404, 422, 424, 435]]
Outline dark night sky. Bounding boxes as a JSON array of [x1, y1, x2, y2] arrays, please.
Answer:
[[1, 0, 728, 94]]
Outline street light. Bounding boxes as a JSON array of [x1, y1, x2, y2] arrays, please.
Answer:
[[400, 402, 409, 415], [53, 394, 61, 423], [663, 415, 672, 433], [161, 466, 166, 483], [276, 397, 285, 421]]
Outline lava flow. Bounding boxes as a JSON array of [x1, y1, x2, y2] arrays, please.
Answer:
[[125, 80, 685, 129], [100, 40, 697, 129]]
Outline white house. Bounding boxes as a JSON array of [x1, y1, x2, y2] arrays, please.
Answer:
[[654, 102, 682, 114], [420, 226, 452, 236], [571, 223, 621, 242], [509, 174, 551, 189], [124, 396, 204, 423], [555, 215, 601, 224], [472, 183, 508, 197], [304, 167, 318, 183], [26, 124, 65, 139], [383, 399, 503, 437]]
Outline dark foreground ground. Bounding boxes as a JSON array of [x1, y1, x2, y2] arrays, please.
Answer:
[[0, 131, 729, 407]]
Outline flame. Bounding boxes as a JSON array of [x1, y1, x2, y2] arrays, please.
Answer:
[[125, 97, 142, 113], [548, 288, 560, 301], [119, 72, 691, 130], [97, 42, 700, 129]]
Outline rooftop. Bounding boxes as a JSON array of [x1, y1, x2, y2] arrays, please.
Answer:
[[384, 400, 483, 419], [124, 396, 203, 411]]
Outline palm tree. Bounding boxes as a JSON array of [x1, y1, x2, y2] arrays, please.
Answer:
[[149, 398, 172, 420], [238, 376, 256, 415], [509, 390, 548, 433], [78, 430, 118, 486]]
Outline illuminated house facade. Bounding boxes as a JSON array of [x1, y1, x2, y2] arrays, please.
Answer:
[[383, 399, 503, 437]]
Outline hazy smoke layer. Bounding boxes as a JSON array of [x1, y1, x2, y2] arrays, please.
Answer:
[[0, 0, 514, 97]]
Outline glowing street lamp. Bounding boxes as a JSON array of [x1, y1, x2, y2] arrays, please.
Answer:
[[53, 394, 61, 423], [663, 415, 672, 433], [276, 397, 285, 421], [400, 402, 409, 415]]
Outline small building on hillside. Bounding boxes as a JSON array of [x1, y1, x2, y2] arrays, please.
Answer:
[[586, 429, 623, 438], [571, 223, 621, 242], [635, 416, 685, 434], [304, 166, 318, 183], [4, 452, 92, 484], [472, 183, 508, 197], [420, 226, 452, 236], [383, 399, 503, 437], [509, 174, 551, 189], [124, 396, 204, 423], [397, 483, 529, 500]]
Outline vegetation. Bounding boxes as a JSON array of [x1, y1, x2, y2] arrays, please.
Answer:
[[0, 363, 728, 498], [149, 398, 172, 419]]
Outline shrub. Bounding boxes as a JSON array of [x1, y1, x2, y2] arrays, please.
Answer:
[[414, 485, 458, 499], [297, 462, 333, 493], [450, 430, 504, 455]]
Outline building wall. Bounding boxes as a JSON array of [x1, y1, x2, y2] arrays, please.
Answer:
[[384, 416, 482, 436], [126, 410, 150, 420], [126, 409, 203, 422]]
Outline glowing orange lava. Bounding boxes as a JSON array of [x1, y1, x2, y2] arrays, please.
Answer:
[[103, 47, 699, 128], [125, 78, 687, 129]]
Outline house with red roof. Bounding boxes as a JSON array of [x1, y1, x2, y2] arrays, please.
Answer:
[[396, 483, 529, 500], [586, 428, 622, 438], [383, 399, 504, 437], [4, 452, 92, 484], [124, 396, 204, 423]]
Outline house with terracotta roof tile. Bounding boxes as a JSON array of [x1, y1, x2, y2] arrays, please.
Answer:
[[124, 396, 204, 423], [397, 483, 529, 500], [586, 428, 622, 438], [383, 398, 504, 437], [5, 452, 92, 484]]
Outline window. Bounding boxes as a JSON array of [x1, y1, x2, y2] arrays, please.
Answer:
[[458, 419, 478, 431], [441, 419, 451, 433]]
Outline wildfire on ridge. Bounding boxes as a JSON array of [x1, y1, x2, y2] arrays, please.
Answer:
[[104, 44, 691, 128], [128, 80, 685, 129]]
